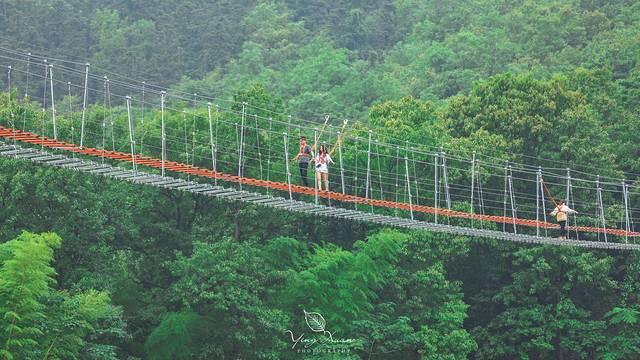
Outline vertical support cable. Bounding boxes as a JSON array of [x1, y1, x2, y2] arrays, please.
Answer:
[[191, 94, 197, 167], [181, 111, 188, 178], [565, 168, 570, 201], [508, 165, 517, 234], [365, 130, 372, 203], [477, 160, 486, 227], [267, 117, 273, 192], [101, 76, 107, 159], [255, 114, 263, 180], [42, 59, 48, 109], [395, 146, 400, 217], [623, 180, 630, 243], [411, 146, 420, 206], [238, 102, 246, 188], [539, 166, 548, 237], [215, 105, 219, 176], [536, 169, 541, 238], [67, 82, 74, 147], [470, 151, 476, 226], [182, 111, 189, 165], [141, 82, 146, 125], [48, 64, 56, 139], [434, 152, 439, 224], [405, 156, 414, 220], [338, 131, 346, 195], [366, 131, 373, 213], [125, 96, 136, 172], [80, 63, 89, 148], [7, 65, 16, 147], [22, 53, 31, 131], [376, 142, 385, 201], [567, 168, 579, 240], [160, 90, 166, 177], [442, 150, 451, 225], [503, 161, 508, 232], [314, 127, 319, 205], [106, 78, 114, 150], [41, 59, 48, 144], [140, 81, 145, 154], [354, 139, 359, 210], [283, 132, 293, 201], [596, 176, 607, 242], [207, 103, 216, 184], [442, 151, 451, 210], [7, 65, 11, 123]]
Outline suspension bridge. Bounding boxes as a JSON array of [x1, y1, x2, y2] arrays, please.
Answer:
[[0, 46, 639, 250]]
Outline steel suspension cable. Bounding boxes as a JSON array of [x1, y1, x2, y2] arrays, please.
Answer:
[[376, 142, 385, 201], [411, 146, 420, 206], [254, 114, 263, 180], [79, 63, 89, 148]]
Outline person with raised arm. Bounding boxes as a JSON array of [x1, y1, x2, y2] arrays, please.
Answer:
[[314, 143, 334, 192]]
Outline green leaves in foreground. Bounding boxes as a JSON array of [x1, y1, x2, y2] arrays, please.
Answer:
[[0, 232, 128, 360]]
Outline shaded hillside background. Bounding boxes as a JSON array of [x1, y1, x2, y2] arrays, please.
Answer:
[[1, 0, 640, 359]]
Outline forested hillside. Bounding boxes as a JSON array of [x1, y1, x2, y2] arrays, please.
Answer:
[[1, 0, 640, 359]]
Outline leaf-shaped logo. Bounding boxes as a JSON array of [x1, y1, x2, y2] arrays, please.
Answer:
[[303, 310, 326, 333]]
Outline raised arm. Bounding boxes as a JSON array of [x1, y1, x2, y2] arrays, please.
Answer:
[[293, 145, 303, 161]]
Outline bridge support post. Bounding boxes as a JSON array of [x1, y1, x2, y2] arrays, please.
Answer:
[[410, 143, 419, 207], [338, 131, 345, 195], [207, 103, 217, 185], [470, 151, 476, 228], [508, 165, 517, 234], [314, 127, 319, 205], [623, 180, 631, 243], [67, 82, 74, 148], [366, 131, 372, 212], [283, 132, 293, 201], [80, 63, 89, 148], [125, 96, 136, 172], [503, 161, 508, 232], [434, 152, 439, 224], [596, 176, 607, 242], [566, 168, 579, 240], [405, 156, 414, 221], [536, 169, 541, 238], [395, 146, 400, 217], [238, 102, 246, 189], [48, 64, 56, 139], [160, 90, 166, 177]]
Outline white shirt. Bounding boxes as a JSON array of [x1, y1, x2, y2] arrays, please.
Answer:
[[550, 204, 576, 216]]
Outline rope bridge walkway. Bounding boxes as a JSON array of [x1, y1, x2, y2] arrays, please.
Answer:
[[0, 46, 639, 250]]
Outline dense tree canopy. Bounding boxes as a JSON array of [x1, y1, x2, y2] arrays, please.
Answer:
[[1, 0, 640, 359]]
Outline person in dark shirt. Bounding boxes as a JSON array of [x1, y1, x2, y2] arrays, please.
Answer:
[[293, 136, 312, 187]]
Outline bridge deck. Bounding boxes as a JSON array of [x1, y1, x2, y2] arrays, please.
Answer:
[[1, 138, 638, 251]]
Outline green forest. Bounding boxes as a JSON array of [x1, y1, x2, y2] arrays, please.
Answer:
[[1, 0, 640, 359]]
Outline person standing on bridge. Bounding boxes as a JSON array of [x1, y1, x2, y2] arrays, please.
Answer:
[[314, 143, 334, 192], [293, 136, 312, 187], [550, 200, 577, 240]]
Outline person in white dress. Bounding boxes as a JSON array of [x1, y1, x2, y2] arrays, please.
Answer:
[[550, 200, 578, 240], [313, 144, 334, 192]]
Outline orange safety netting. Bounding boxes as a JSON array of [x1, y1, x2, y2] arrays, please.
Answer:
[[1, 125, 638, 238]]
